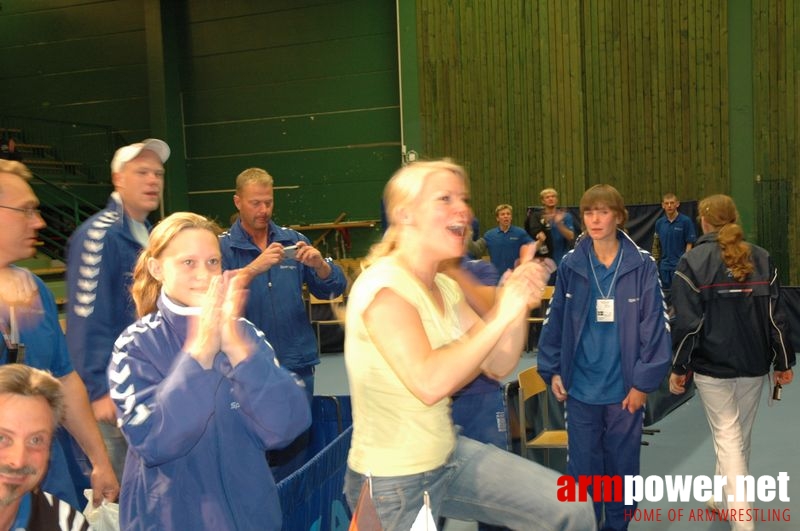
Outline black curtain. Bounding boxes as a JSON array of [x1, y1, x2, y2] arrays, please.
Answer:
[[526, 200, 699, 252]]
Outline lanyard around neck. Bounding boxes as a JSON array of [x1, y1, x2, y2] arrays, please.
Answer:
[[590, 247, 623, 299]]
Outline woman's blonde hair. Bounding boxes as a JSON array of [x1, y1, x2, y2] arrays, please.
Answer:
[[131, 212, 222, 317], [699, 194, 753, 282], [364, 159, 468, 268]]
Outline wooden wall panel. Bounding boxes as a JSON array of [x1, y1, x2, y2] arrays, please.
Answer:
[[417, 0, 585, 231], [752, 0, 800, 284], [418, 0, 728, 235]]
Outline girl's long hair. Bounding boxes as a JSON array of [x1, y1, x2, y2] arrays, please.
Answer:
[[131, 212, 222, 317], [699, 194, 753, 282], [363, 159, 468, 269]]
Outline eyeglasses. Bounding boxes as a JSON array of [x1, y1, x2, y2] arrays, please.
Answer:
[[0, 205, 42, 218]]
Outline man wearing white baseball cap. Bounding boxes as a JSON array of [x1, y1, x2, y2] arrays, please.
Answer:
[[65, 138, 170, 482]]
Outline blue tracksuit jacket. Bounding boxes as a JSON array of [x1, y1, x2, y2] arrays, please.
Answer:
[[109, 293, 311, 530], [67, 193, 146, 401], [538, 230, 672, 394], [219, 219, 347, 371]]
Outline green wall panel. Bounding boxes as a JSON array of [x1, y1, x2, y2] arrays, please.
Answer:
[[1, 67, 147, 109], [187, 1, 394, 56], [188, 179, 386, 228], [184, 108, 399, 157], [186, 144, 398, 225], [0, 0, 143, 45], [3, 33, 146, 78], [0, 0, 149, 131], [187, 0, 340, 21], [186, 144, 398, 190], [186, 33, 398, 89], [180, 0, 400, 237], [183, 71, 399, 124]]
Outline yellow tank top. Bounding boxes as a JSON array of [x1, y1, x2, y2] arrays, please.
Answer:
[[345, 256, 463, 476]]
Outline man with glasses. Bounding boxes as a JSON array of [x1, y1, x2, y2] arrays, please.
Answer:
[[0, 160, 118, 509], [66, 139, 170, 483]]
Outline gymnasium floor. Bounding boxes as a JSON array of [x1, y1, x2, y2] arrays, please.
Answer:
[[316, 350, 799, 530]]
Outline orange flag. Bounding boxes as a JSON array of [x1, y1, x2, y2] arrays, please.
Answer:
[[348, 477, 382, 531]]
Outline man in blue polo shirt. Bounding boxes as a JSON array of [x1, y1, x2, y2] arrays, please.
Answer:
[[0, 160, 118, 510], [482, 204, 533, 278], [652, 193, 696, 292]]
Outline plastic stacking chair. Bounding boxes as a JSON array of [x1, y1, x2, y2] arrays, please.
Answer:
[[518, 365, 568, 466]]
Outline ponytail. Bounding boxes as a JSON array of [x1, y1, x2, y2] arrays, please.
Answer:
[[698, 194, 754, 282], [717, 223, 754, 282]]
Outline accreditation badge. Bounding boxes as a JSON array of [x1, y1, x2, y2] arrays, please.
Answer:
[[596, 298, 615, 322]]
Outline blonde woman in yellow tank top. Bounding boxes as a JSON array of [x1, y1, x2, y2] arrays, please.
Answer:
[[343, 159, 596, 530]]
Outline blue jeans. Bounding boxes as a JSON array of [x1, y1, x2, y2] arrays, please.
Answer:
[[344, 436, 596, 530], [99, 422, 128, 483], [450, 388, 508, 530]]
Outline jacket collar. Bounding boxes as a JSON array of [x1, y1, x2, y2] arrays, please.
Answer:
[[566, 229, 645, 278], [694, 232, 717, 246], [103, 191, 152, 238], [226, 218, 295, 249], [156, 290, 198, 338]]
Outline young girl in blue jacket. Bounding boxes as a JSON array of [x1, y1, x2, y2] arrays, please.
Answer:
[[108, 212, 311, 530], [538, 185, 672, 531]]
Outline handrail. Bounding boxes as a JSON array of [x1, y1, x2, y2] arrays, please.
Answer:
[[1, 114, 128, 183], [2, 116, 119, 261], [31, 173, 106, 260]]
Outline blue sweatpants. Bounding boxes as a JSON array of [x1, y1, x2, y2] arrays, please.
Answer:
[[566, 396, 644, 531]]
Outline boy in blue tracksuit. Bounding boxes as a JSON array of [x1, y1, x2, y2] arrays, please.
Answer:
[[538, 184, 671, 531]]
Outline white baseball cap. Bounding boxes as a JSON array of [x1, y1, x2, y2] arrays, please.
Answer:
[[111, 138, 170, 174]]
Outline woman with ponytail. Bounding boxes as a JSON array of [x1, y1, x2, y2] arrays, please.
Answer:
[[109, 212, 310, 530], [670, 194, 794, 530]]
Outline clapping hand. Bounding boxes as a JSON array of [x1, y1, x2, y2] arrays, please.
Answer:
[[185, 272, 254, 369], [219, 271, 253, 367], [497, 243, 549, 322], [0, 268, 44, 332], [185, 275, 224, 369]]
